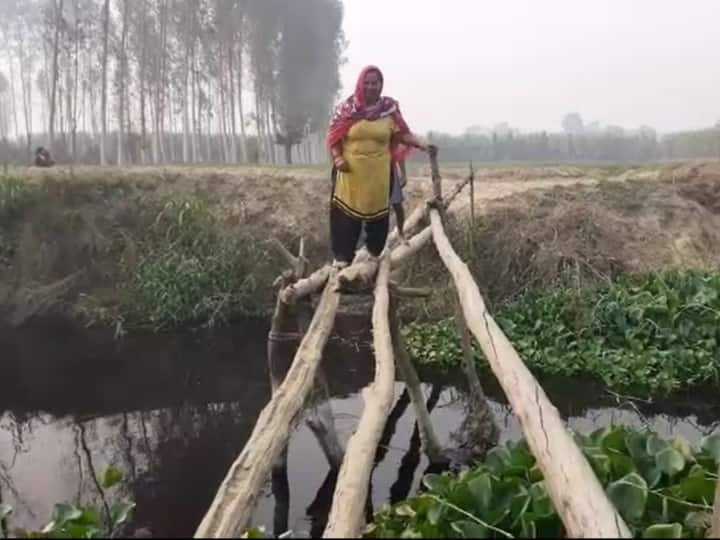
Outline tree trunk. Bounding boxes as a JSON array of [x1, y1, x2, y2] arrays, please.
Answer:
[[48, 0, 65, 155], [190, 39, 198, 162], [236, 42, 247, 162], [228, 44, 238, 163], [8, 56, 20, 141], [71, 0, 80, 165], [18, 37, 33, 163], [182, 36, 190, 163], [117, 0, 129, 166], [100, 0, 110, 165], [284, 142, 292, 165]]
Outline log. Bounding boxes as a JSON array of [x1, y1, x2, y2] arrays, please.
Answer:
[[390, 308, 447, 464], [194, 274, 341, 538], [390, 226, 432, 267], [280, 265, 331, 305], [323, 256, 395, 538], [389, 283, 432, 298], [430, 150, 442, 202], [429, 210, 631, 539], [386, 173, 471, 248], [281, 177, 472, 306], [271, 238, 299, 269], [337, 258, 379, 292], [452, 283, 488, 404]]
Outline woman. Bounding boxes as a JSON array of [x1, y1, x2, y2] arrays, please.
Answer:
[[327, 65, 435, 267]]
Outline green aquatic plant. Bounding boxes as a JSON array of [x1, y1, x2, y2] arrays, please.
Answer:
[[404, 270, 720, 394], [367, 427, 720, 538], [1, 466, 135, 539]]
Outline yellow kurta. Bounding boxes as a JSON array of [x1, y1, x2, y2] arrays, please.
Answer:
[[332, 116, 398, 221]]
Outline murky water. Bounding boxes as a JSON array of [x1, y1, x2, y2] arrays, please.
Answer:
[[1, 317, 719, 537]]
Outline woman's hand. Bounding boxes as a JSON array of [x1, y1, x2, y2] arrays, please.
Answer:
[[423, 143, 438, 157], [334, 157, 350, 173]]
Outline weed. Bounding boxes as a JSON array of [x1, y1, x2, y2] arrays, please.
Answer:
[[368, 426, 720, 538], [121, 199, 277, 331], [404, 270, 720, 394]]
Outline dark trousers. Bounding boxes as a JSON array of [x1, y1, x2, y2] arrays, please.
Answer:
[[330, 205, 390, 263]]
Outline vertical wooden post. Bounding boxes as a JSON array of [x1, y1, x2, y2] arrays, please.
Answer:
[[430, 149, 442, 202], [390, 304, 447, 465], [469, 161, 475, 230]]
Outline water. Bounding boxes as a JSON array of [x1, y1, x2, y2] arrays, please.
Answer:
[[1, 317, 719, 537]]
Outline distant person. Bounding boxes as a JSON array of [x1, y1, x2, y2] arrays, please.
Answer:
[[327, 65, 435, 268], [34, 147, 55, 168]]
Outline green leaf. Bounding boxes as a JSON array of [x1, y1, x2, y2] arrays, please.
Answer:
[[608, 453, 636, 478], [394, 504, 416, 518], [427, 501, 443, 526], [51, 504, 83, 526], [100, 466, 124, 490], [529, 482, 554, 518], [485, 447, 511, 473], [0, 503, 12, 521], [655, 447, 685, 476], [607, 473, 648, 522], [671, 437, 694, 462], [110, 501, 135, 528], [642, 523, 683, 538], [241, 527, 266, 539], [423, 474, 451, 495], [600, 426, 628, 454], [646, 434, 670, 457], [467, 475, 492, 512], [450, 520, 489, 539], [678, 473, 715, 504], [700, 434, 720, 464], [625, 431, 649, 461]]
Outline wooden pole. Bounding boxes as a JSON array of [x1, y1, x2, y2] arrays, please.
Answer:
[[306, 370, 344, 470], [194, 274, 341, 538], [429, 209, 631, 539], [323, 256, 395, 538], [390, 306, 447, 464]]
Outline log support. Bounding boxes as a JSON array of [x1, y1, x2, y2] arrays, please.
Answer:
[[323, 256, 395, 538], [390, 306, 447, 465], [429, 208, 631, 538]]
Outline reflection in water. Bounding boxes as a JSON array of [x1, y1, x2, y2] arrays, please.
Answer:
[[1, 318, 720, 537]]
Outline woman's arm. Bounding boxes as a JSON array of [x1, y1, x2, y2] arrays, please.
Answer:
[[396, 132, 436, 155]]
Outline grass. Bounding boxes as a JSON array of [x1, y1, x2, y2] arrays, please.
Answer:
[[403, 269, 720, 394], [120, 198, 278, 331], [0, 171, 287, 332]]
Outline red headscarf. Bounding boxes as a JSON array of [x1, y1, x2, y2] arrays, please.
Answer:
[[326, 65, 414, 162]]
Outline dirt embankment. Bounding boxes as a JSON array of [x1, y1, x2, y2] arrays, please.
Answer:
[[1, 161, 719, 328]]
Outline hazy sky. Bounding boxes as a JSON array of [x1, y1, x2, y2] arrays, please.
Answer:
[[339, 0, 720, 135]]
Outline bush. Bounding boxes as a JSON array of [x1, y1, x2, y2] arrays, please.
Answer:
[[122, 199, 276, 330], [404, 270, 720, 394]]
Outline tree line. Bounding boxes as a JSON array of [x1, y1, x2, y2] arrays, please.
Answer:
[[0, 0, 345, 167], [424, 116, 720, 164]]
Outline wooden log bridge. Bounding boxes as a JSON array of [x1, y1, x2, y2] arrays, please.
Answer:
[[195, 162, 632, 539]]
